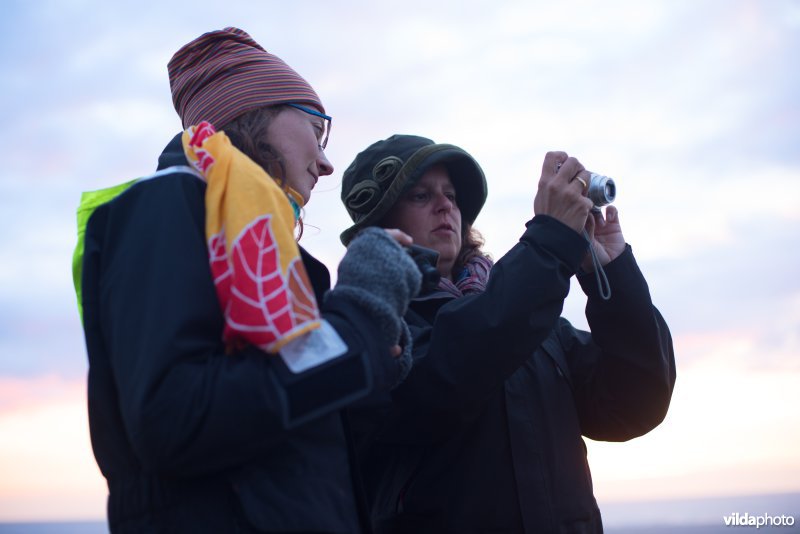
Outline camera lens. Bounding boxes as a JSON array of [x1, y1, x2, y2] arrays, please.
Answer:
[[604, 180, 615, 200], [588, 173, 616, 207]]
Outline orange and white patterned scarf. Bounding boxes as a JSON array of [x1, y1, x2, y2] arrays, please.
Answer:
[[182, 121, 321, 354]]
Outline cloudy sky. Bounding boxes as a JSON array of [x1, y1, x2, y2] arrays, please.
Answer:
[[1, 0, 798, 525]]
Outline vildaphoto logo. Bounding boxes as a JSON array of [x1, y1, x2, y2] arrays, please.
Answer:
[[723, 512, 795, 528]]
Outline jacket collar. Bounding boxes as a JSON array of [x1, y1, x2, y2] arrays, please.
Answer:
[[157, 132, 186, 171]]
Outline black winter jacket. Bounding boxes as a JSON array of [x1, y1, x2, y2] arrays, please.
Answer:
[[351, 216, 676, 534], [81, 134, 401, 533]]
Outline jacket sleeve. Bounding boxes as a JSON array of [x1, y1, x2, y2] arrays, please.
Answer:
[[383, 215, 588, 436], [565, 245, 676, 441], [81, 172, 398, 476]]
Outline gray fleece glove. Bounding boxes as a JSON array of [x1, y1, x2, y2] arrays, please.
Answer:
[[327, 227, 422, 385]]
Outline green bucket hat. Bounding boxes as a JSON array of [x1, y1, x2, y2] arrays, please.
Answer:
[[340, 134, 488, 245]]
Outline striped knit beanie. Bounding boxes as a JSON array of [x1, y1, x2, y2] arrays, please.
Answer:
[[168, 27, 324, 129]]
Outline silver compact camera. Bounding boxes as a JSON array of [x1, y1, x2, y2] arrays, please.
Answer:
[[587, 173, 616, 208]]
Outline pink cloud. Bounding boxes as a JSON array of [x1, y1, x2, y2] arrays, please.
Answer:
[[0, 374, 86, 412]]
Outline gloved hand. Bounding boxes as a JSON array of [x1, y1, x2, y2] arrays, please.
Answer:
[[326, 227, 422, 385]]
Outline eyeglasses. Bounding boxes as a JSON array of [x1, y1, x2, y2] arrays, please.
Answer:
[[287, 103, 332, 150]]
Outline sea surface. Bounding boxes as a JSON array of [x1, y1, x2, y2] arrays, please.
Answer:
[[0, 521, 797, 533], [1, 492, 797, 533]]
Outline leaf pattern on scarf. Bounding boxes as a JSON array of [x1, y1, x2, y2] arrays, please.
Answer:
[[214, 214, 320, 352], [209, 230, 232, 305]]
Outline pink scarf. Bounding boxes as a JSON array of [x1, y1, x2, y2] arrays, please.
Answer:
[[437, 255, 494, 298]]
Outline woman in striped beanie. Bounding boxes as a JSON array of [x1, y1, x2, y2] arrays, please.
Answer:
[[79, 27, 420, 533]]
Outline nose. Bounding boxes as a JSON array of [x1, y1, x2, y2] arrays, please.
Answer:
[[434, 192, 454, 213], [317, 150, 334, 177]]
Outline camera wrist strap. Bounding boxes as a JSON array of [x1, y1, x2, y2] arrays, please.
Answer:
[[582, 229, 612, 301]]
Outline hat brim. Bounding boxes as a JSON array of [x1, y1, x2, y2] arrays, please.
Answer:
[[340, 144, 487, 245]]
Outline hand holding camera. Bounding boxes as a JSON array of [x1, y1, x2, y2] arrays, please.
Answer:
[[532, 151, 625, 278], [533, 151, 617, 234]]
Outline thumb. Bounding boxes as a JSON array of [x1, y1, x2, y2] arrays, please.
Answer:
[[605, 205, 619, 224]]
